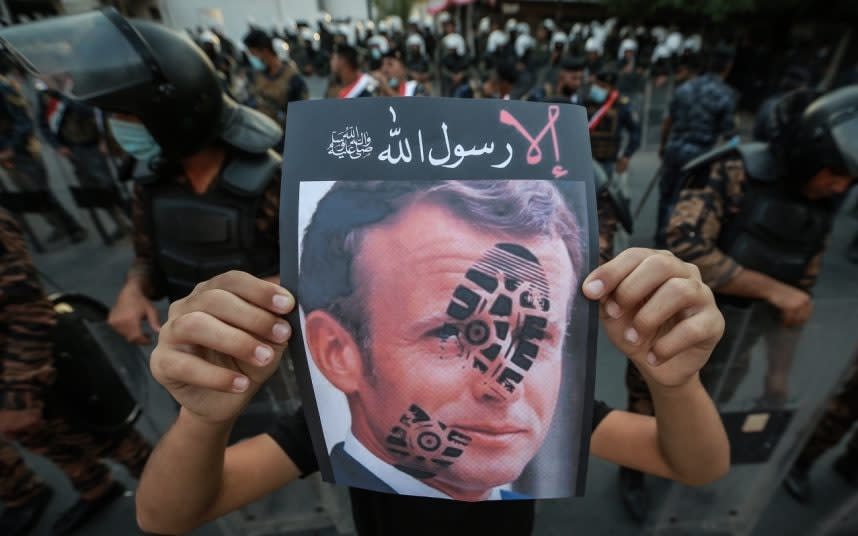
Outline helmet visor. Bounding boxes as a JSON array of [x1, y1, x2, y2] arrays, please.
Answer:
[[0, 9, 153, 101], [831, 115, 858, 177]]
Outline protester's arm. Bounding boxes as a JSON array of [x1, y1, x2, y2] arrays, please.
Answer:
[[136, 411, 300, 534], [583, 248, 730, 486], [136, 271, 297, 533], [591, 376, 727, 485]]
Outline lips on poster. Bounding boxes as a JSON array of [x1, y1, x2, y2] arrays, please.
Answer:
[[281, 98, 599, 501]]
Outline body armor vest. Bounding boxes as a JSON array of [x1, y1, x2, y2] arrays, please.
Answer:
[[717, 146, 833, 288], [253, 64, 297, 122], [586, 101, 620, 162], [142, 149, 281, 301]]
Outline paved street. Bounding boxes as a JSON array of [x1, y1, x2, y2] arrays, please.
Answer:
[[6, 81, 858, 535]]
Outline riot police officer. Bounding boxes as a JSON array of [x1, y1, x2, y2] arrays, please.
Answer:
[[621, 86, 858, 522], [584, 68, 641, 197], [0, 207, 151, 535], [242, 28, 308, 128], [656, 45, 737, 247], [0, 10, 284, 344]]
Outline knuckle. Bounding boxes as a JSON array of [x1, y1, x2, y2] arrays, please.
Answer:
[[172, 310, 210, 334], [198, 287, 231, 309]]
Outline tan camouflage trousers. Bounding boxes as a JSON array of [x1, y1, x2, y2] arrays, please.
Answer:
[[0, 418, 151, 506]]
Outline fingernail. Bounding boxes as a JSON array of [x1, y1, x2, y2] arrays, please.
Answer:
[[232, 376, 249, 392], [272, 322, 291, 342], [255, 345, 274, 365], [584, 279, 605, 298], [646, 352, 658, 366], [605, 300, 622, 319], [272, 294, 294, 312], [624, 327, 640, 344]]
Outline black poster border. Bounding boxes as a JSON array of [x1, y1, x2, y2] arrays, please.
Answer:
[[280, 97, 599, 498]]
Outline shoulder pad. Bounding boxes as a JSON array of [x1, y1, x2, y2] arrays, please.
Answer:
[[680, 138, 741, 175], [218, 97, 283, 154], [736, 142, 777, 182], [222, 149, 281, 197]]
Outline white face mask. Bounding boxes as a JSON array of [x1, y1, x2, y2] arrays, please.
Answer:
[[107, 117, 162, 163]]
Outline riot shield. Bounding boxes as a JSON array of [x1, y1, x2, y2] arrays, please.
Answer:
[[47, 293, 148, 435], [645, 299, 858, 536]]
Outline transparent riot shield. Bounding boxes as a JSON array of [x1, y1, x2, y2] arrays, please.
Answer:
[[646, 299, 858, 536]]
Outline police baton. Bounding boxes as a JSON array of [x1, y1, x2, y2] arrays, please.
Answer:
[[634, 163, 663, 219]]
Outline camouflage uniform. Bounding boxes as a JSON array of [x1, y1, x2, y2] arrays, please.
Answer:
[[627, 154, 823, 414], [0, 208, 151, 505], [0, 75, 84, 238], [656, 73, 736, 246]]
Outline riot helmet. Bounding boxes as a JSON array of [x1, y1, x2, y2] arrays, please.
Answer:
[[772, 86, 858, 185], [0, 8, 224, 160]]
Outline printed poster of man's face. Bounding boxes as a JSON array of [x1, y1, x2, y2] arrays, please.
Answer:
[[296, 179, 592, 501]]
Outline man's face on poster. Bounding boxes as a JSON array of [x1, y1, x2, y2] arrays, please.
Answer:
[[307, 199, 576, 500]]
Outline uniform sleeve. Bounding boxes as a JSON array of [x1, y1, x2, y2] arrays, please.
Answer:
[[666, 159, 744, 289], [0, 212, 56, 412], [620, 105, 641, 157], [0, 84, 34, 152], [717, 90, 737, 140], [597, 188, 618, 265], [254, 169, 280, 280], [592, 400, 613, 432], [266, 407, 319, 477], [127, 184, 164, 299]]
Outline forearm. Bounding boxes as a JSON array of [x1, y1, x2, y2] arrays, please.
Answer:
[[716, 267, 784, 301], [650, 375, 730, 485], [136, 408, 232, 533]]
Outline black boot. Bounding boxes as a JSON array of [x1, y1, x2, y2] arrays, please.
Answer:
[[833, 454, 858, 485], [0, 485, 54, 536], [619, 467, 649, 523], [52, 482, 125, 535], [783, 462, 813, 504]]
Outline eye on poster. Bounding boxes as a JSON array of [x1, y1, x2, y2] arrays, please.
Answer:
[[281, 97, 598, 501]]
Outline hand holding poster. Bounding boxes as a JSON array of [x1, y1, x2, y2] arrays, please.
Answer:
[[281, 98, 598, 501]]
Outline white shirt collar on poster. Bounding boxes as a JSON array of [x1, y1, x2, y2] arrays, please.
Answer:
[[343, 429, 508, 501]]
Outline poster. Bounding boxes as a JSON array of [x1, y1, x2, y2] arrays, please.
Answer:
[[281, 98, 598, 501]]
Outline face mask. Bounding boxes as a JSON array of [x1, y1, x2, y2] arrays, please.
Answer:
[[589, 84, 608, 103], [388, 77, 399, 88], [107, 118, 162, 163], [248, 55, 266, 71], [370, 49, 382, 60]]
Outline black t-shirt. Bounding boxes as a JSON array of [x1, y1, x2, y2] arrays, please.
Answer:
[[268, 401, 613, 536]]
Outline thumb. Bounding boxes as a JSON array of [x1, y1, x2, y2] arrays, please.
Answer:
[[144, 302, 162, 333]]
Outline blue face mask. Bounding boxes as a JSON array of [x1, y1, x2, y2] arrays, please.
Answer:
[[248, 55, 266, 71], [589, 84, 608, 104], [107, 118, 162, 163]]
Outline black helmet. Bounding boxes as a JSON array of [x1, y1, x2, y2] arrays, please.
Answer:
[[0, 8, 224, 159], [771, 86, 858, 182], [796, 85, 858, 177]]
